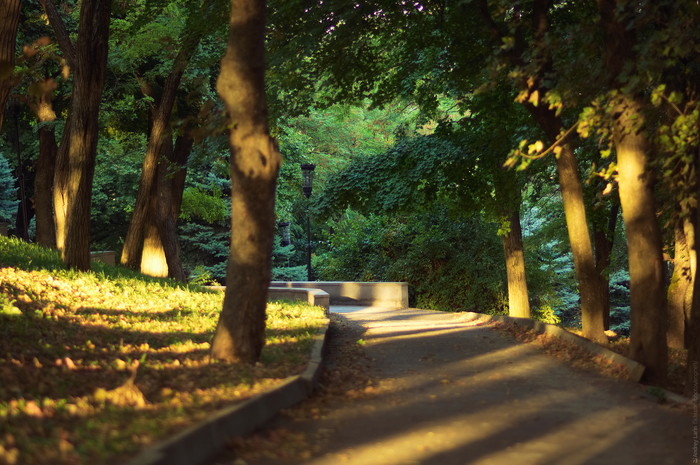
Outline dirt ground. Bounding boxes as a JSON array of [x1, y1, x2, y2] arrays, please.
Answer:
[[211, 306, 696, 465]]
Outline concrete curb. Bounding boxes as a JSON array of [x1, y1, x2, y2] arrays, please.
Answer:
[[461, 312, 647, 383], [125, 319, 330, 465]]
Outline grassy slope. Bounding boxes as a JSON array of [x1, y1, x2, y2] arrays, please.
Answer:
[[0, 237, 327, 464]]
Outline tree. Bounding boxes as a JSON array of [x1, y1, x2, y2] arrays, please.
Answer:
[[41, 0, 111, 269], [0, 0, 21, 135], [478, 0, 607, 343], [118, 0, 224, 281], [209, 0, 282, 362]]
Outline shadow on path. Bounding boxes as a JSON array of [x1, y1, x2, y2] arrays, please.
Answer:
[[212, 306, 693, 465]]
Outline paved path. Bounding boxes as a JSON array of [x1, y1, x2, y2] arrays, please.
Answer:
[[216, 306, 695, 465]]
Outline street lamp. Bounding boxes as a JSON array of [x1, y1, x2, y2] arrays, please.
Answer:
[[300, 163, 315, 281], [278, 221, 290, 247]]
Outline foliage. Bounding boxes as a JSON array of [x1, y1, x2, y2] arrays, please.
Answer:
[[0, 153, 18, 224], [179, 186, 228, 223], [0, 238, 326, 465], [315, 208, 507, 314], [178, 222, 229, 282], [90, 134, 144, 253]]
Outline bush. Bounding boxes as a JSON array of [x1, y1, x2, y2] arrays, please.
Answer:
[[315, 207, 507, 314]]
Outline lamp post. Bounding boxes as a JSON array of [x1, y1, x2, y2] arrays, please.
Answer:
[[300, 163, 315, 281], [278, 221, 290, 247]]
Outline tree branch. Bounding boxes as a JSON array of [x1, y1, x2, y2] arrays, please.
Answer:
[[39, 0, 77, 67]]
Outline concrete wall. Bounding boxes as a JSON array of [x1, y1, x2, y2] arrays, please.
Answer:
[[206, 286, 330, 314], [90, 251, 116, 266], [270, 281, 408, 308]]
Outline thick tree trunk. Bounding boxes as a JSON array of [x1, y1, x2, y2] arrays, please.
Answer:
[[597, 0, 668, 385], [24, 79, 59, 248], [594, 202, 619, 330], [120, 52, 199, 269], [44, 0, 111, 270], [668, 215, 693, 348], [35, 125, 57, 247], [527, 105, 608, 343], [0, 0, 21, 134], [139, 130, 189, 281], [683, 214, 697, 348], [614, 99, 668, 385], [502, 208, 530, 318], [685, 160, 700, 398], [210, 0, 282, 363], [154, 154, 186, 282]]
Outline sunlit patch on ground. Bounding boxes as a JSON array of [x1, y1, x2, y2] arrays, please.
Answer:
[[0, 239, 327, 464]]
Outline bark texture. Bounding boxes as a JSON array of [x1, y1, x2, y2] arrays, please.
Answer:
[[35, 125, 57, 247], [685, 163, 700, 398], [597, 0, 668, 384], [667, 214, 695, 348], [44, 0, 111, 269], [502, 208, 530, 318], [210, 0, 282, 363], [0, 0, 21, 134]]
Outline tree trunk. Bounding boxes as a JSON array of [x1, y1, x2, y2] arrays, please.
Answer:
[[210, 0, 282, 363], [141, 192, 168, 278], [502, 208, 530, 318], [120, 50, 199, 270], [593, 201, 619, 330], [684, 159, 700, 398], [170, 134, 193, 221], [668, 215, 692, 348], [139, 131, 187, 282], [527, 105, 608, 343], [44, 0, 111, 270], [597, 0, 668, 385], [35, 125, 57, 248], [24, 79, 59, 248], [614, 98, 668, 385], [0, 0, 21, 134], [683, 213, 697, 348]]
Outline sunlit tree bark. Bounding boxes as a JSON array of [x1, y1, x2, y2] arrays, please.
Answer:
[[501, 208, 530, 318], [139, 131, 191, 280], [597, 0, 668, 384], [42, 0, 111, 270], [668, 213, 695, 348], [0, 0, 21, 135], [210, 0, 282, 362]]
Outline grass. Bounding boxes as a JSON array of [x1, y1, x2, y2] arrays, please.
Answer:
[[0, 237, 327, 465]]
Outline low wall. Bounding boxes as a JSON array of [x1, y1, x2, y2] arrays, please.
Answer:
[[206, 286, 330, 313], [270, 281, 408, 308], [90, 251, 116, 266]]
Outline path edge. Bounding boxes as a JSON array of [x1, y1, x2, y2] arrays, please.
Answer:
[[124, 318, 330, 465], [462, 312, 648, 382]]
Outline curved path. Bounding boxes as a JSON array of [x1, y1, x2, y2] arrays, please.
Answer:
[[214, 306, 695, 465]]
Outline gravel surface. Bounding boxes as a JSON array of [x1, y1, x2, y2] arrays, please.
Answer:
[[212, 306, 695, 465]]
